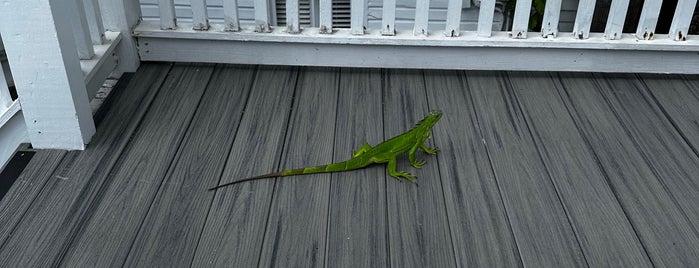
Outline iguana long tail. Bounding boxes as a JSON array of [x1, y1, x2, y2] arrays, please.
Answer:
[[208, 160, 364, 191]]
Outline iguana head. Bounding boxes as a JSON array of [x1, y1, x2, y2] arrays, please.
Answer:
[[417, 110, 442, 129]]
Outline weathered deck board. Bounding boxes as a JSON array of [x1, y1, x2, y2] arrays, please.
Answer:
[[60, 63, 215, 267], [383, 69, 456, 267], [423, 70, 522, 267], [123, 65, 256, 266], [641, 74, 699, 157], [595, 74, 699, 227], [325, 68, 389, 267], [467, 71, 586, 267], [191, 66, 299, 267], [0, 63, 172, 267], [556, 73, 699, 267], [507, 72, 650, 267], [3, 64, 699, 266], [256, 67, 339, 267]]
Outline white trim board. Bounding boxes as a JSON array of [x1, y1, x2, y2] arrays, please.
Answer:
[[134, 21, 699, 52], [137, 37, 699, 74], [81, 31, 122, 99], [0, 112, 29, 171]]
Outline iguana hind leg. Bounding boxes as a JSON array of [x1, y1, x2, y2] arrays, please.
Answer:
[[353, 142, 373, 157], [420, 143, 439, 155], [387, 157, 417, 184]]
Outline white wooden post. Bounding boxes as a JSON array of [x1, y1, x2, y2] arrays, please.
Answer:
[[381, 0, 396, 35], [99, 0, 142, 71], [668, 0, 698, 41], [84, 0, 107, 44], [254, 0, 272, 32], [319, 0, 333, 33], [573, 0, 596, 39], [541, 0, 562, 38], [604, 0, 631, 40], [159, 0, 177, 29], [445, 0, 463, 37], [414, 0, 430, 36], [635, 0, 662, 40], [511, 0, 533, 38], [351, 0, 367, 35], [477, 0, 496, 37], [0, 0, 96, 149], [0, 67, 12, 109], [70, 0, 96, 59], [286, 0, 301, 33], [192, 0, 211, 30], [224, 0, 242, 32]]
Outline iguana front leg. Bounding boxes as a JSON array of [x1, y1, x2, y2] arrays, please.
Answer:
[[353, 142, 372, 157], [387, 157, 417, 183], [420, 143, 439, 155], [408, 144, 426, 168]]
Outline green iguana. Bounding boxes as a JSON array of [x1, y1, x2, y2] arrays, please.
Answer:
[[209, 110, 442, 190]]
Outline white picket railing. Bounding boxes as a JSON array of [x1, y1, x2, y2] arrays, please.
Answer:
[[0, 0, 135, 151], [134, 0, 698, 73], [0, 0, 697, 151]]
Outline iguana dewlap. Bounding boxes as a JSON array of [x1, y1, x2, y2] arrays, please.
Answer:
[[209, 110, 442, 190]]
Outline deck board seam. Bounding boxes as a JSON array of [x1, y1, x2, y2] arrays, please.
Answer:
[[421, 70, 459, 268], [551, 72, 656, 266], [52, 63, 176, 267], [119, 63, 219, 268], [505, 71, 592, 267], [189, 65, 259, 268], [591, 75, 699, 239], [254, 66, 301, 267], [322, 68, 342, 268], [463, 70, 526, 267]]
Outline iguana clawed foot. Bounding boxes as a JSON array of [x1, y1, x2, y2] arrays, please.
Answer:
[[410, 159, 426, 168], [390, 171, 417, 184], [421, 144, 439, 155]]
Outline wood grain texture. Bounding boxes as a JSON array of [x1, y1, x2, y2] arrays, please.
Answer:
[[641, 74, 699, 156], [383, 69, 456, 267], [60, 63, 215, 267], [325, 68, 389, 267], [423, 70, 522, 267], [0, 63, 172, 267], [507, 72, 650, 267], [0, 150, 66, 243], [257, 67, 339, 267], [556, 73, 699, 267], [467, 71, 586, 267], [594, 73, 699, 228], [123, 65, 256, 266], [191, 66, 299, 267]]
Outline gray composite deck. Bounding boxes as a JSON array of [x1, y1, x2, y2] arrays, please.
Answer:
[[1, 63, 699, 267]]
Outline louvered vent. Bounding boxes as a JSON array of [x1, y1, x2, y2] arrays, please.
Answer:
[[332, 0, 351, 28], [276, 0, 312, 27], [275, 0, 352, 28]]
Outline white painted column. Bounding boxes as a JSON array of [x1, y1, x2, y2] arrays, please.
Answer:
[[319, 0, 333, 33], [351, 0, 367, 35], [573, 0, 596, 39], [84, 0, 107, 44], [192, 0, 211, 30], [414, 0, 430, 36], [159, 0, 177, 29], [604, 0, 631, 40], [668, 0, 698, 41], [99, 0, 142, 71], [286, 0, 301, 33], [70, 0, 96, 59], [477, 0, 496, 37], [0, 0, 96, 149], [445, 0, 463, 37], [381, 0, 396, 35], [541, 0, 562, 38], [635, 0, 662, 40], [224, 0, 241, 32]]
